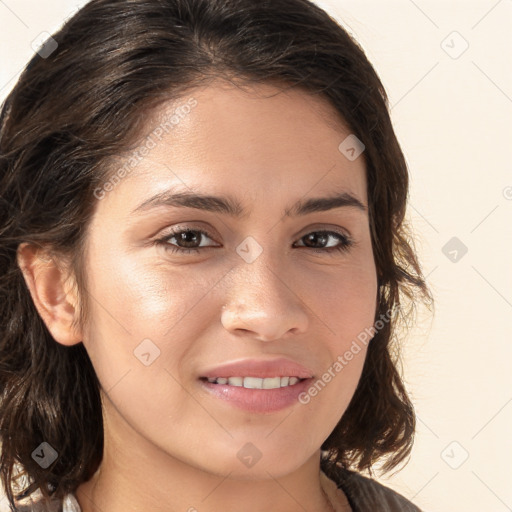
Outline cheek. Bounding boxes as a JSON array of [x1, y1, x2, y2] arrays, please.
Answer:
[[298, 257, 376, 408], [304, 255, 378, 343], [80, 243, 214, 393], [79, 254, 207, 437], [87, 239, 213, 334], [297, 269, 374, 439]]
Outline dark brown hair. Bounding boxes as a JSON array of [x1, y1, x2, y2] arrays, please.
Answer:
[[0, 0, 432, 508]]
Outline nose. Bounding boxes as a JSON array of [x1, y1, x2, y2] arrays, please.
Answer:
[[220, 258, 309, 342]]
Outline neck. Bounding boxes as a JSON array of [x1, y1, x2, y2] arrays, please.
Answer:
[[75, 396, 336, 512]]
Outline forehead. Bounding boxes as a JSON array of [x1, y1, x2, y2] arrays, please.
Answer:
[[156, 79, 352, 156], [99, 79, 367, 216]]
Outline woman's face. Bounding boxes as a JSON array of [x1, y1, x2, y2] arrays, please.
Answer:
[[80, 80, 377, 478]]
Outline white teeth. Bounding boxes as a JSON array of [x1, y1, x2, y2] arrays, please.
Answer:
[[243, 377, 263, 389], [206, 376, 303, 389], [228, 377, 243, 387], [262, 377, 281, 389]]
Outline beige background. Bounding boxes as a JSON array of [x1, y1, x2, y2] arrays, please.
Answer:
[[1, 1, 511, 511]]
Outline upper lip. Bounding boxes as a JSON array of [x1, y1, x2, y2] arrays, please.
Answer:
[[199, 357, 314, 379]]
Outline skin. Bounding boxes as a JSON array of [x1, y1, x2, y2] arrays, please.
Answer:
[[18, 79, 378, 512]]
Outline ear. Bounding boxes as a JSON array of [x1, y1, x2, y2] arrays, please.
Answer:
[[16, 243, 83, 346]]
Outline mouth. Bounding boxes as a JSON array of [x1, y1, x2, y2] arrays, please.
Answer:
[[197, 357, 315, 413], [199, 376, 307, 389]]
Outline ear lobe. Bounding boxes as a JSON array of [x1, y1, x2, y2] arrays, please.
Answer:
[[16, 243, 83, 346]]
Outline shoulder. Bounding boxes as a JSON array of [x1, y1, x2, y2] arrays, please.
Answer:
[[7, 500, 60, 512], [323, 467, 423, 512], [7, 494, 64, 512]]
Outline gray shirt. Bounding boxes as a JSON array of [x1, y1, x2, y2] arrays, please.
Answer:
[[322, 467, 423, 511]]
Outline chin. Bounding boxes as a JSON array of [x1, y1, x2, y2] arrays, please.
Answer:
[[202, 449, 311, 480]]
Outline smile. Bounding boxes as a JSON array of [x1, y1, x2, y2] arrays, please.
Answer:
[[203, 376, 304, 389]]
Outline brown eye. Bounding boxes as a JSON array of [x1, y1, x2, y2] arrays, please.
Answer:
[[157, 228, 218, 254], [294, 230, 353, 254]]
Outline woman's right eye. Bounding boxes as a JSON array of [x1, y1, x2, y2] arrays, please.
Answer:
[[155, 228, 218, 254]]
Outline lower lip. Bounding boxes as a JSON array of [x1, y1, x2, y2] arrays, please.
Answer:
[[199, 378, 313, 413]]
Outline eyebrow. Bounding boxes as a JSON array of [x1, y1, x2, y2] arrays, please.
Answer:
[[131, 188, 367, 218]]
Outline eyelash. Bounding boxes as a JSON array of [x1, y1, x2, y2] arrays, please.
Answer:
[[155, 227, 354, 255]]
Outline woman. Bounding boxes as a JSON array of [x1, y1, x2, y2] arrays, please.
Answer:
[[0, 0, 432, 510]]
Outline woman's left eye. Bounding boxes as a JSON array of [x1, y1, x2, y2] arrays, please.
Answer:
[[155, 228, 354, 255], [293, 231, 353, 253]]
